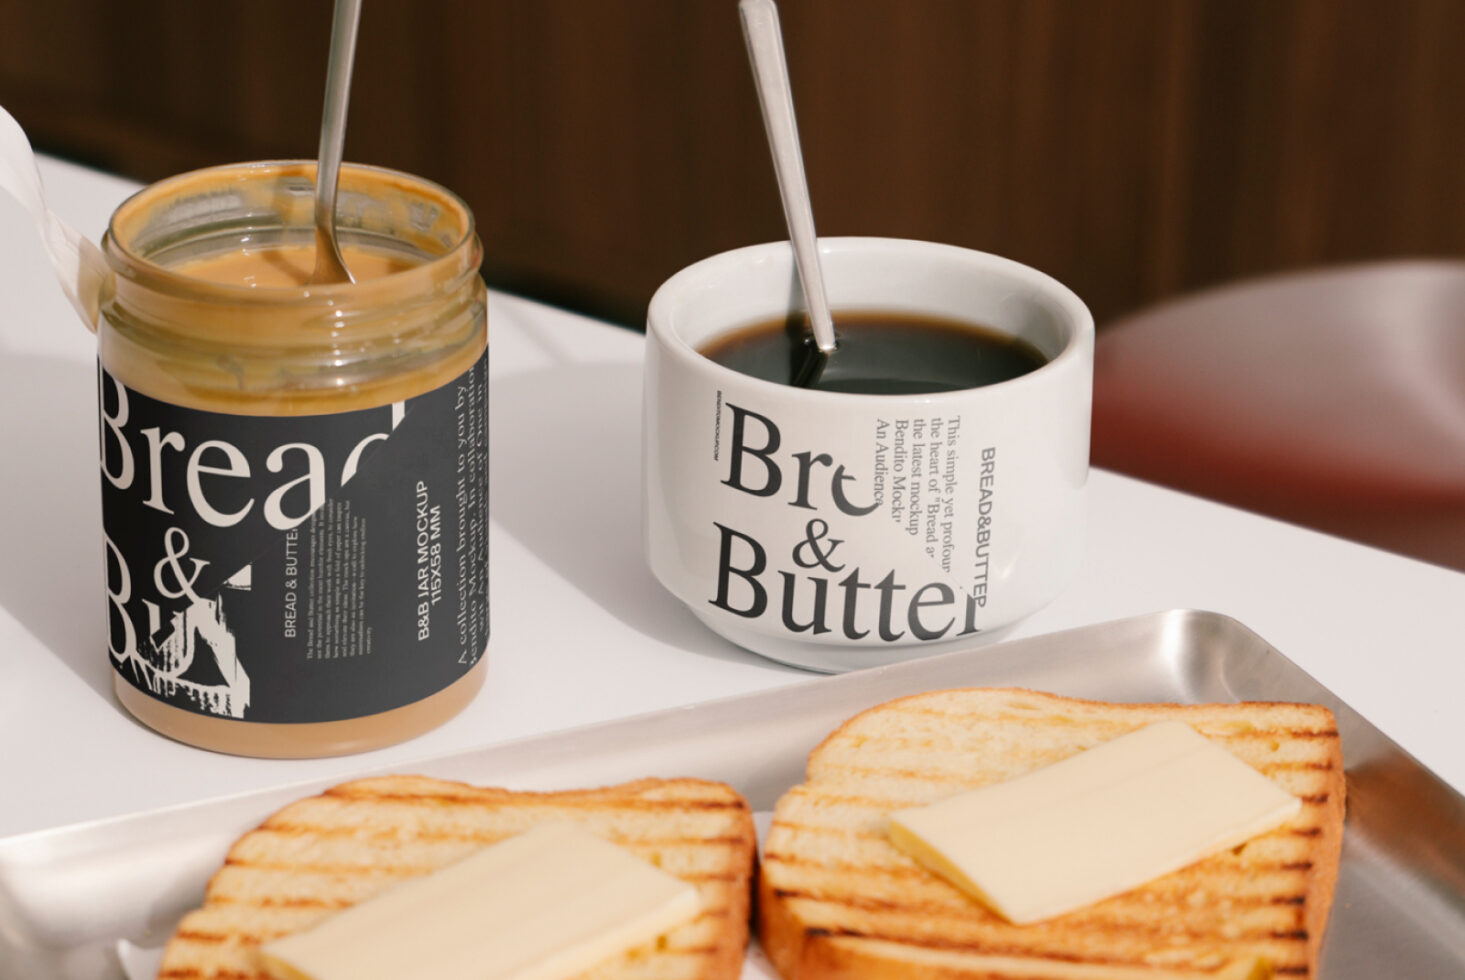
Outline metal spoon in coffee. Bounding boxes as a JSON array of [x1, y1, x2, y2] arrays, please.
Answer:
[[739, 0, 837, 385], [311, 0, 363, 285]]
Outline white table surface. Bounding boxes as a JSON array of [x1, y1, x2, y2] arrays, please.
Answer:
[[3, 156, 1463, 841]]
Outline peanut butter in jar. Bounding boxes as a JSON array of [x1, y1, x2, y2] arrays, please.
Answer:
[[97, 162, 489, 757]]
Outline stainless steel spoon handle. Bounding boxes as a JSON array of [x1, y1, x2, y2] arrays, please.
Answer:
[[739, 0, 836, 353], [312, 0, 363, 285]]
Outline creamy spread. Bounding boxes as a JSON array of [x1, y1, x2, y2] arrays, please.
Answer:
[[174, 244, 418, 288]]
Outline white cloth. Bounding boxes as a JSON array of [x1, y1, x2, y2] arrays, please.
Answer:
[[0, 104, 106, 330]]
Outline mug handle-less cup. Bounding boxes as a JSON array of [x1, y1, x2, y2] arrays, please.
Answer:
[[644, 238, 1093, 672]]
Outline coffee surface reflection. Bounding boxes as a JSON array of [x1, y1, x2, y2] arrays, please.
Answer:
[[699, 311, 1047, 394]]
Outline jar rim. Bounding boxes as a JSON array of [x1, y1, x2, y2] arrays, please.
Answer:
[[103, 160, 479, 305]]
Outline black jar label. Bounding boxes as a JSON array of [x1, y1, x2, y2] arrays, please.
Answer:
[[98, 352, 489, 724]]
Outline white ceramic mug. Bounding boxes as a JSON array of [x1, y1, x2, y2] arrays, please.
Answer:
[[643, 238, 1093, 671]]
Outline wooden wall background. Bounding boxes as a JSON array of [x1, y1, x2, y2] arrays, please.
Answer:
[[2, 0, 1464, 328]]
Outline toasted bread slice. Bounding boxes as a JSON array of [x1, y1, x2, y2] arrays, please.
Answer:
[[758, 688, 1344, 980], [156, 775, 755, 980]]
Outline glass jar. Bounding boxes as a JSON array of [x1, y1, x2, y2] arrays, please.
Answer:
[[97, 161, 489, 757]]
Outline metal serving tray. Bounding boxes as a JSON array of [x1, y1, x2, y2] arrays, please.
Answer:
[[2, 610, 1463, 979]]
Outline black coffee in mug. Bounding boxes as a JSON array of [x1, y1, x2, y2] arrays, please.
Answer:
[[698, 310, 1048, 394]]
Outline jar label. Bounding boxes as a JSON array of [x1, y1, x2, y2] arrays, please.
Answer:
[[98, 352, 490, 723]]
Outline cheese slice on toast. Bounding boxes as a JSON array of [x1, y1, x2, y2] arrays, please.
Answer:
[[758, 688, 1344, 980], [156, 775, 756, 980]]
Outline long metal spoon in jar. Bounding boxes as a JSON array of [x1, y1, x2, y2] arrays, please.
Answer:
[[311, 0, 364, 285], [739, 0, 837, 386]]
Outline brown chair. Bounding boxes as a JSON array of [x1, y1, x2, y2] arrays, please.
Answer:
[[1091, 261, 1465, 572]]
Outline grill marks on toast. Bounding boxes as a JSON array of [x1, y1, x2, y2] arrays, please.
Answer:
[[158, 776, 755, 980], [758, 688, 1345, 980], [763, 856, 1316, 954]]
